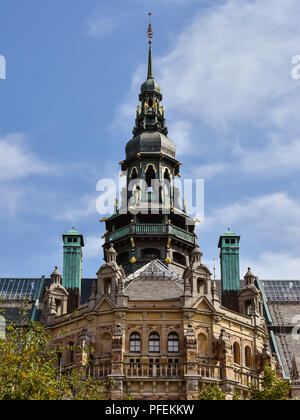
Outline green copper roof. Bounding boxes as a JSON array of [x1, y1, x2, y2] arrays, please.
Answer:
[[65, 227, 79, 235], [224, 228, 236, 236]]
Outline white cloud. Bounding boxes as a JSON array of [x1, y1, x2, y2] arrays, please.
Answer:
[[242, 252, 300, 280], [54, 193, 99, 223], [203, 191, 300, 243], [0, 133, 49, 181], [158, 0, 300, 131], [168, 120, 192, 155], [0, 184, 26, 217], [86, 14, 116, 39], [235, 135, 300, 175], [193, 161, 227, 180], [84, 235, 103, 259]]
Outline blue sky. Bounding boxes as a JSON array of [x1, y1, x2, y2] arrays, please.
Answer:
[[1, 0, 300, 279]]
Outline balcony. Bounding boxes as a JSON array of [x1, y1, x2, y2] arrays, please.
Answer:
[[94, 359, 260, 388], [124, 360, 182, 378], [107, 224, 195, 244]]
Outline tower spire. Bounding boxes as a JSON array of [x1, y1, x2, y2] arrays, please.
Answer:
[[147, 13, 154, 79]]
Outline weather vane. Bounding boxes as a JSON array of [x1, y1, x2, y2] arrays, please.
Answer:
[[147, 12, 153, 44]]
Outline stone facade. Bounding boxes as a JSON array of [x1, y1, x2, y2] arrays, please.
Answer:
[[42, 255, 277, 400]]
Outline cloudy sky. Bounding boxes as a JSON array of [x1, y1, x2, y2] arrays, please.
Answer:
[[1, 0, 300, 279]]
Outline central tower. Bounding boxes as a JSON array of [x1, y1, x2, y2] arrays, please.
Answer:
[[103, 17, 196, 275]]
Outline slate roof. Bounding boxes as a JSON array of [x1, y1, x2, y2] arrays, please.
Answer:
[[124, 260, 184, 301], [126, 260, 183, 283], [257, 280, 300, 379]]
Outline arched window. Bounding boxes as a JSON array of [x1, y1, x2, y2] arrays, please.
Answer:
[[233, 342, 241, 365], [197, 333, 208, 356], [245, 346, 252, 368], [197, 278, 205, 294], [103, 278, 111, 295], [68, 341, 75, 364], [164, 168, 171, 183], [99, 333, 112, 356], [130, 332, 141, 353], [130, 167, 138, 179], [168, 332, 179, 353], [55, 298, 62, 316], [245, 300, 252, 316], [142, 248, 160, 260], [145, 164, 156, 190], [173, 252, 186, 266], [149, 332, 160, 353]]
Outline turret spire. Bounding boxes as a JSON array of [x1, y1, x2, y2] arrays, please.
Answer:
[[147, 13, 154, 79]]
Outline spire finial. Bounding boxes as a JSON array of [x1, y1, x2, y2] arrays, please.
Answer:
[[147, 13, 153, 45]]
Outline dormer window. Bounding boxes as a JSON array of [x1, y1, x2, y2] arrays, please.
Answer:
[[245, 300, 252, 316], [55, 298, 62, 316], [104, 278, 112, 295]]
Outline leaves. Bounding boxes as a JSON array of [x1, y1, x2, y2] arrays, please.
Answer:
[[0, 308, 107, 400], [198, 384, 226, 400], [248, 366, 291, 400]]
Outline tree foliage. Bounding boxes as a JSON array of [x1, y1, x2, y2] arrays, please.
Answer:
[[0, 302, 108, 400], [198, 384, 226, 400], [198, 366, 291, 400], [248, 366, 290, 400]]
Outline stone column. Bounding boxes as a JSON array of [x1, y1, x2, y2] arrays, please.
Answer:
[[108, 323, 125, 400], [184, 324, 199, 400]]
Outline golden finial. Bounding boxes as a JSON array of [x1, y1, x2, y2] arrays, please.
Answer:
[[212, 258, 216, 281], [147, 12, 153, 44]]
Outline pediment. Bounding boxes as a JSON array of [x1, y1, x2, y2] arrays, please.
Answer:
[[95, 296, 115, 312], [193, 296, 215, 312]]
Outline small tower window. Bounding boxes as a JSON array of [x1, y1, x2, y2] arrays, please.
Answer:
[[130, 167, 138, 179], [130, 332, 141, 353], [149, 332, 160, 353], [55, 298, 62, 316], [197, 278, 206, 294], [245, 300, 252, 316], [173, 252, 186, 266], [104, 278, 112, 295], [145, 164, 156, 190]]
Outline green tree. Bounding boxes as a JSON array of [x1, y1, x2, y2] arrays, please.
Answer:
[[249, 366, 290, 400], [198, 384, 226, 400], [0, 303, 108, 400]]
